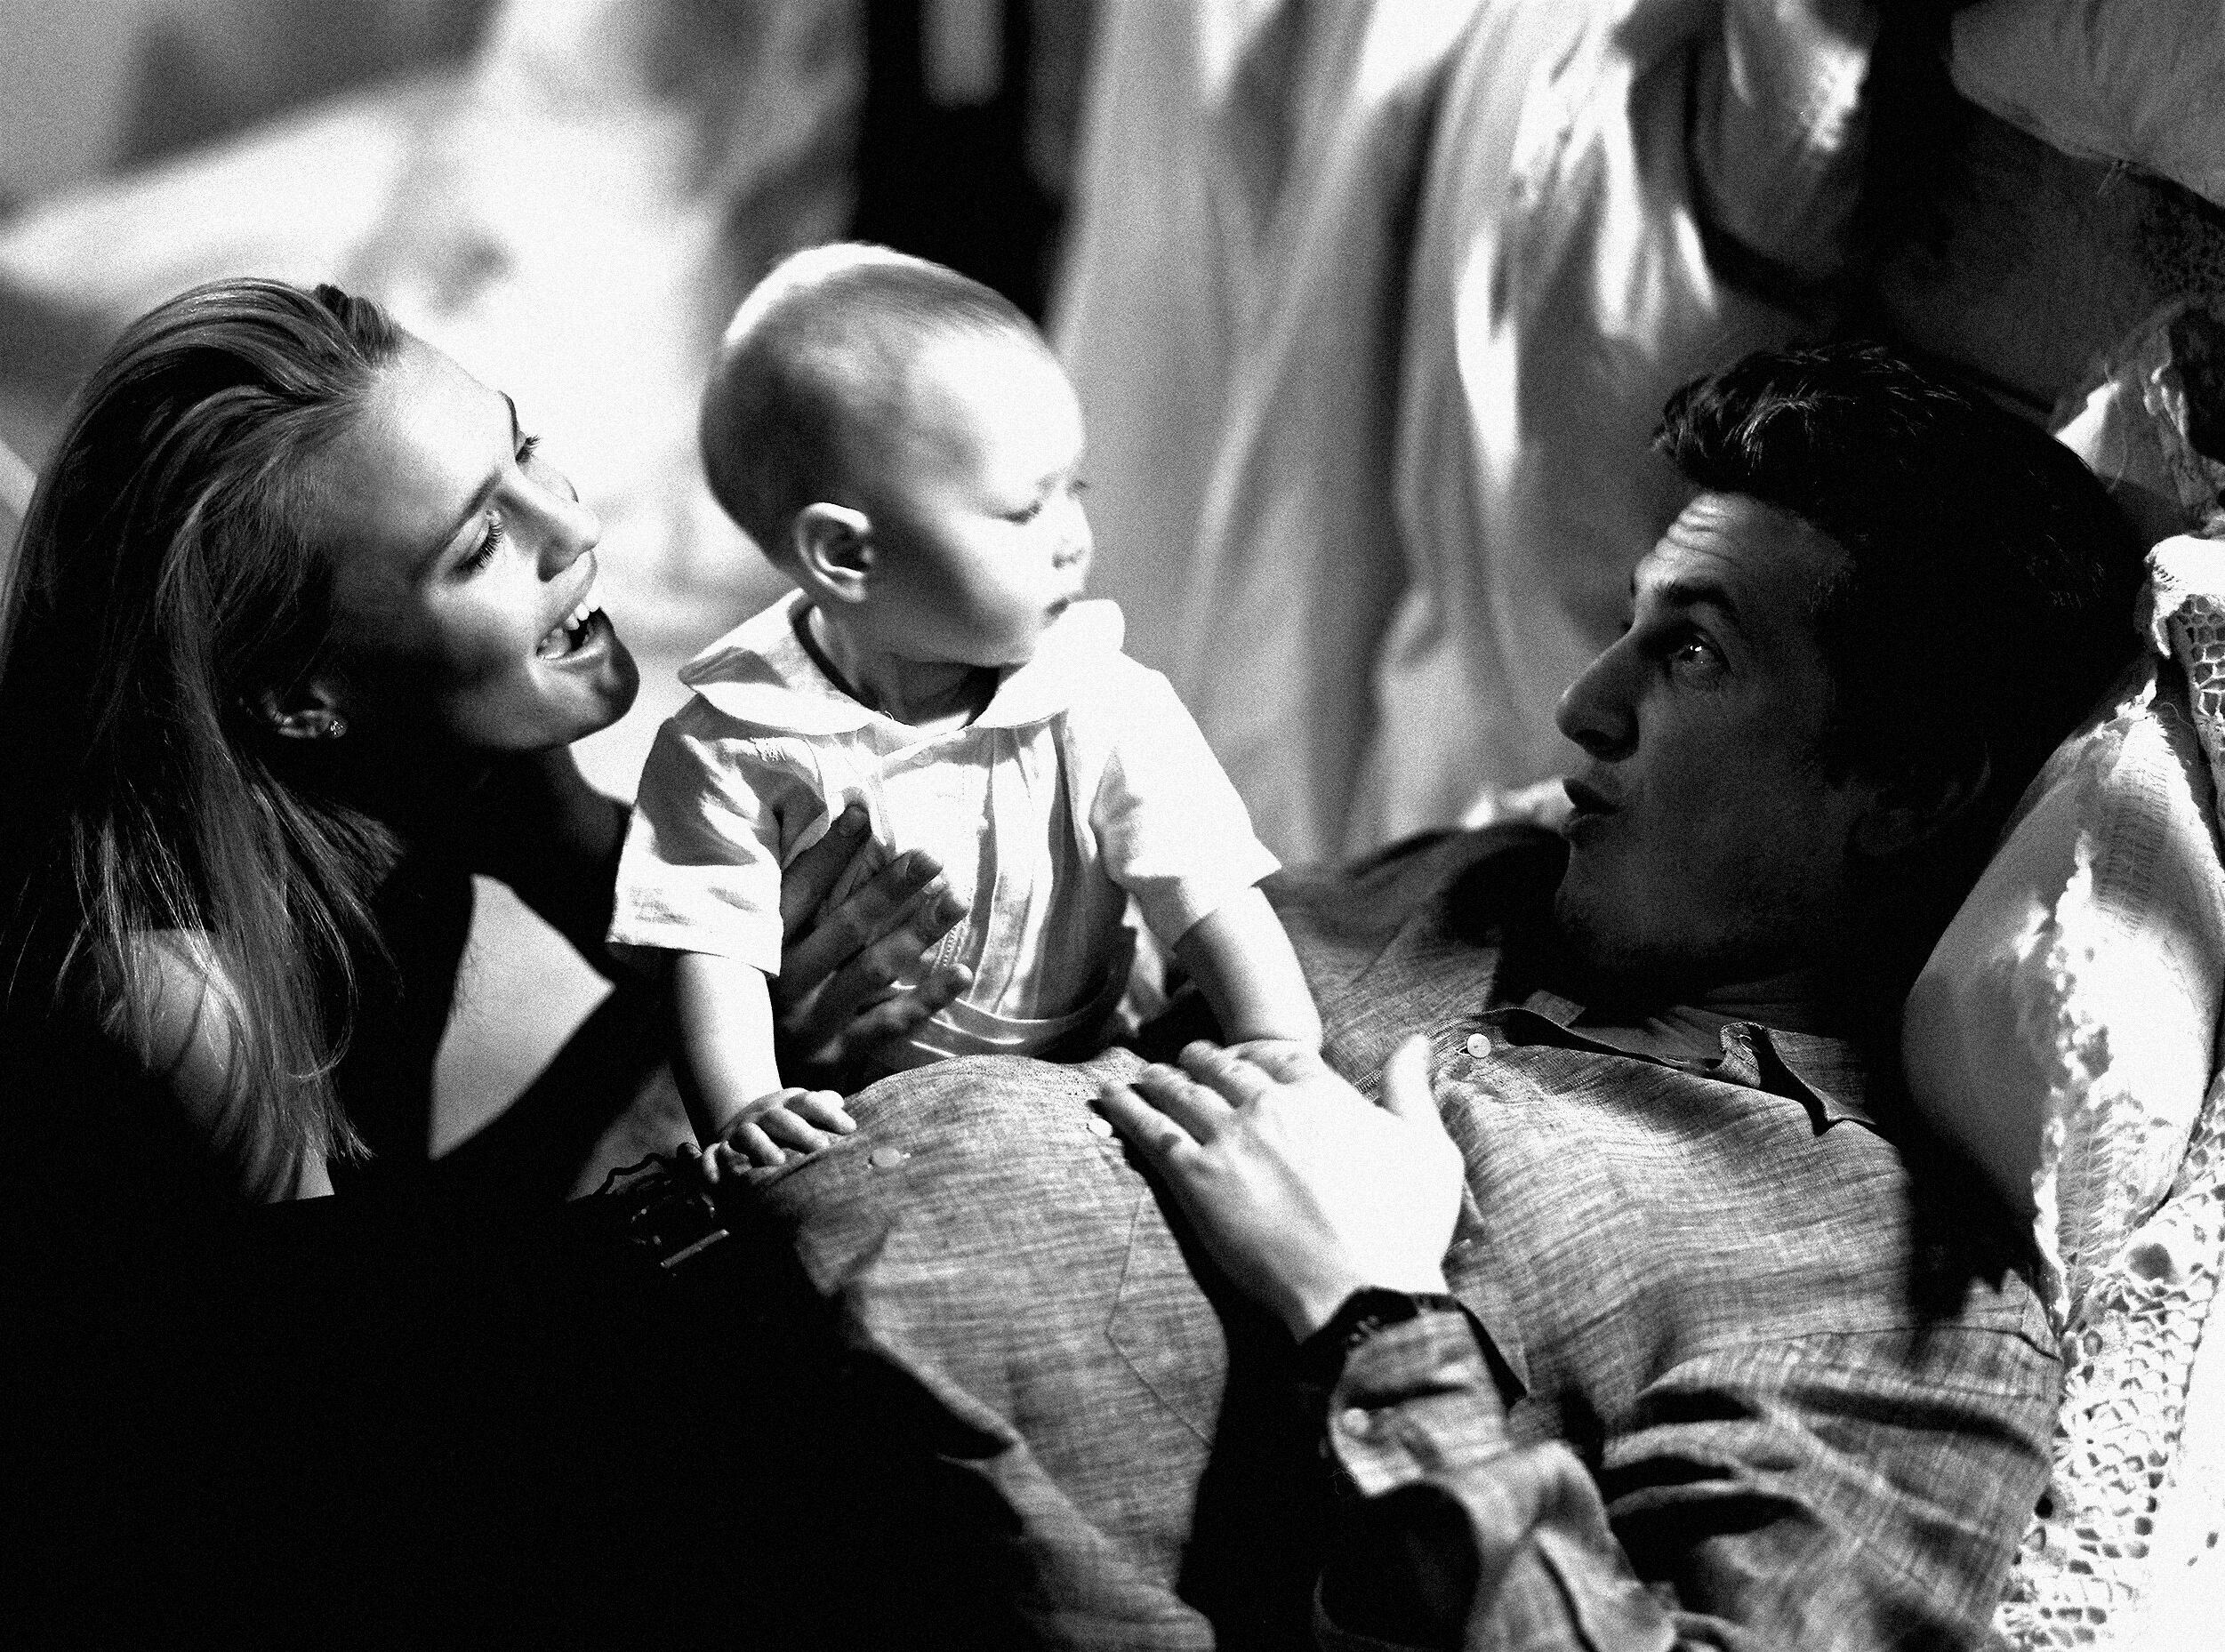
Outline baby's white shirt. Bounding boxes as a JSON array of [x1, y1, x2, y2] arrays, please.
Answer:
[[609, 592, 1279, 1065]]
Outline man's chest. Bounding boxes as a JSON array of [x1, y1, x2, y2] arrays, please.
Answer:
[[1428, 1038, 1921, 1445]]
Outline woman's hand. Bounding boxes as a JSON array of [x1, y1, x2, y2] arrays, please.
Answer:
[[769, 805, 970, 1087], [1097, 1038, 1463, 1340]]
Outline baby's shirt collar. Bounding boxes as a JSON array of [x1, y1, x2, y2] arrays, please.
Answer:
[[680, 589, 1127, 734]]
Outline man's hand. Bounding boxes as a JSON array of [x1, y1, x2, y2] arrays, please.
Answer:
[[699, 1087, 855, 1176], [771, 805, 971, 1086], [1097, 1038, 1463, 1340]]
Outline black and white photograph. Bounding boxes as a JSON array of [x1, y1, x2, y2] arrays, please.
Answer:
[[3, 3, 2221, 1647]]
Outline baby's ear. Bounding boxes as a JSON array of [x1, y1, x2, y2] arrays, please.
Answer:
[[791, 503, 875, 604]]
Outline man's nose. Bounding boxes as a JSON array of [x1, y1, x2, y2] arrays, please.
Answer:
[[1554, 641, 1636, 760]]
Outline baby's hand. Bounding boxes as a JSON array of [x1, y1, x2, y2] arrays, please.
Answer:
[[701, 1087, 856, 1177], [1222, 1036, 1322, 1070]]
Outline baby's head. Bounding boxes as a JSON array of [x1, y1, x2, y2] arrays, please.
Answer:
[[702, 244, 1091, 670]]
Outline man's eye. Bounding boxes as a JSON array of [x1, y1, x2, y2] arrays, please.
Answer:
[[1668, 636, 1722, 672]]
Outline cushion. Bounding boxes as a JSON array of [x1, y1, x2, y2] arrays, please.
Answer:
[[1899, 297, 2225, 1648], [1903, 297, 2225, 1280], [1949, 0, 2225, 213], [1900, 647, 2223, 1275]]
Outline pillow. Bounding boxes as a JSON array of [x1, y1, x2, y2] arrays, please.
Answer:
[[1895, 293, 2225, 1307], [1915, 540, 2225, 1652], [1900, 298, 2225, 1648], [1900, 644, 2223, 1275], [1949, 0, 2225, 213], [1903, 299, 2225, 1286]]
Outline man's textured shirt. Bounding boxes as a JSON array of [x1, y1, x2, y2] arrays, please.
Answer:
[[749, 828, 2060, 1648]]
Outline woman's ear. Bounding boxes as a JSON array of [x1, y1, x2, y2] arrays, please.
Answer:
[[790, 502, 875, 605], [1851, 747, 1992, 859], [248, 675, 351, 742]]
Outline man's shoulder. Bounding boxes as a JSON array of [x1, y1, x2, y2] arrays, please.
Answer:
[[1267, 824, 1565, 964], [1267, 827, 1564, 1079]]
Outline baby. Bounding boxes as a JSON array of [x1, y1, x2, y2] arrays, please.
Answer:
[[611, 244, 1319, 1167]]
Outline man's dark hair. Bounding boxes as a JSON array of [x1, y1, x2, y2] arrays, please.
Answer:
[[1656, 341, 2145, 819]]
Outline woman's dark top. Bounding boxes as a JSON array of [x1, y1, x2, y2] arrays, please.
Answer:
[[0, 846, 860, 1649], [335, 846, 476, 1177]]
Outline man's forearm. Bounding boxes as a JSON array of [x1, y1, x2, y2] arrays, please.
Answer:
[[1317, 1312, 1679, 1650], [1316, 1311, 2051, 1650]]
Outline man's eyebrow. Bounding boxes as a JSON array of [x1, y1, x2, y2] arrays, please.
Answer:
[[1635, 573, 1745, 630], [417, 394, 521, 570]]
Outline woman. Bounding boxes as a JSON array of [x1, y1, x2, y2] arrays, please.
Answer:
[[0, 277, 960, 1646]]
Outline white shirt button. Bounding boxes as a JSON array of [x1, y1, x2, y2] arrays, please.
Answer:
[[1337, 1407, 1374, 1439], [868, 1147, 909, 1169], [1085, 1116, 1115, 1139], [1466, 1033, 1492, 1058]]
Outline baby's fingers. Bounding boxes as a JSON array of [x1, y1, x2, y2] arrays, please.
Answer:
[[1225, 1039, 1325, 1084], [709, 1128, 786, 1172], [786, 1090, 856, 1135], [753, 1102, 833, 1154]]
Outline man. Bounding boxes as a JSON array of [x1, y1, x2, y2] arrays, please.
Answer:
[[749, 342, 2144, 1649]]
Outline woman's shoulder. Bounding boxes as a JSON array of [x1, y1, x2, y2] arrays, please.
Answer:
[[7, 932, 330, 1201], [0, 975, 237, 1219]]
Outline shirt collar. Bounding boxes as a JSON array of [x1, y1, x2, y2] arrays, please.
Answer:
[[1492, 988, 1880, 1132], [679, 591, 1128, 734]]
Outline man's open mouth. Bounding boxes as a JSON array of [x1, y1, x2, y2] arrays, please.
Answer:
[[536, 576, 606, 661], [1562, 778, 1616, 819]]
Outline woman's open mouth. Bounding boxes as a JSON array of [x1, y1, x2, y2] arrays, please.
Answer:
[[536, 576, 607, 662]]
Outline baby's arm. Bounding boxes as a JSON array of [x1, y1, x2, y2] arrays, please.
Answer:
[[1172, 886, 1321, 1051], [670, 951, 855, 1173]]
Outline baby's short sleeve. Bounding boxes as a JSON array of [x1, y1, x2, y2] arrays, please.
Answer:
[[1083, 663, 1281, 947], [607, 706, 800, 973]]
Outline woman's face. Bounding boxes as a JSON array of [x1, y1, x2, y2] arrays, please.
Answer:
[[306, 333, 639, 756]]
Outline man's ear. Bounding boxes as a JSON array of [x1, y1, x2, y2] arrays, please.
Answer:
[[1851, 748, 1992, 859], [789, 502, 875, 605], [248, 673, 350, 742]]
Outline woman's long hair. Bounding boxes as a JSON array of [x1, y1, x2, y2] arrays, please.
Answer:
[[0, 278, 405, 1196]]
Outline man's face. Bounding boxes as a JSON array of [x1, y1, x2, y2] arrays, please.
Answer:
[[1553, 493, 1882, 993]]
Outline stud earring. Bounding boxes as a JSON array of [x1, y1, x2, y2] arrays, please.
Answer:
[[325, 715, 348, 740]]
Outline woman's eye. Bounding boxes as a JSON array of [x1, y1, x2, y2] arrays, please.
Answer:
[[462, 514, 507, 573], [1006, 496, 1048, 525], [516, 433, 542, 468]]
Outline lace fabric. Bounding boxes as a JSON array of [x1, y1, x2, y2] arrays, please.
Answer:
[[1994, 537, 2225, 1649]]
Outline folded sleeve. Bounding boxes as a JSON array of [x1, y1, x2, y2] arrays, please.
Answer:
[[606, 711, 802, 972], [1317, 1311, 2055, 1650], [1083, 665, 1281, 947]]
